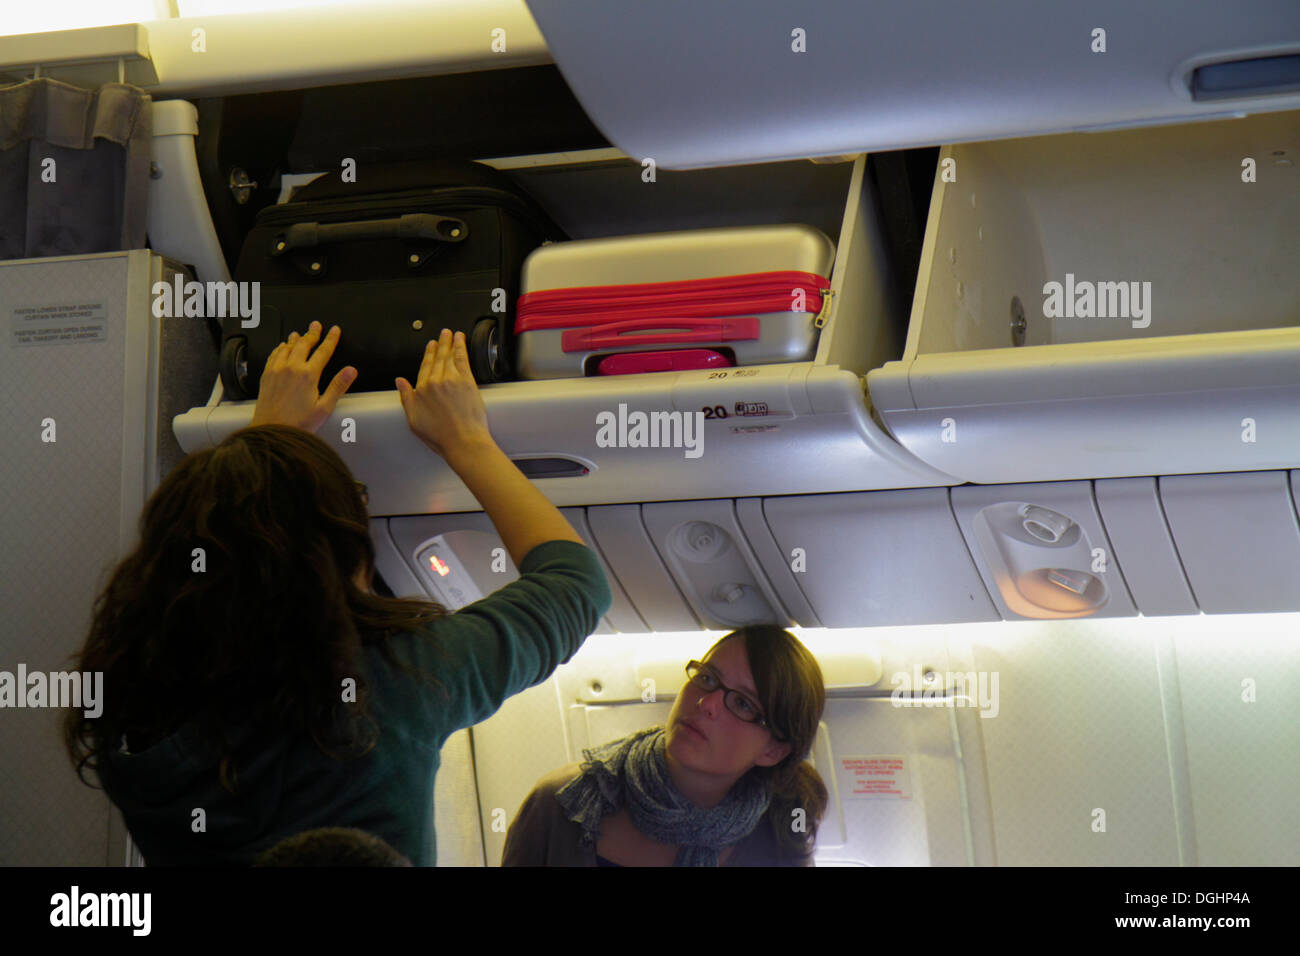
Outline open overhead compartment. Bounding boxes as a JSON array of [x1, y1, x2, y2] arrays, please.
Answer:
[[867, 109, 1300, 484], [173, 148, 959, 513]]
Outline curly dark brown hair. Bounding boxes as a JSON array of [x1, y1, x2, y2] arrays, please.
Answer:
[[63, 425, 447, 794], [254, 827, 413, 867]]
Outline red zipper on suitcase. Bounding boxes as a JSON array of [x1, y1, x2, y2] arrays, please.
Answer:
[[515, 271, 830, 332]]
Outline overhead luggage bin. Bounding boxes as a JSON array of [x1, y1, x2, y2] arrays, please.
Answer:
[[523, 0, 1300, 169], [173, 150, 958, 513], [866, 109, 1300, 484]]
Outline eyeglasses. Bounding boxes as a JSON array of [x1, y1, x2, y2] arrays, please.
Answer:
[[354, 482, 369, 507], [684, 660, 784, 740]]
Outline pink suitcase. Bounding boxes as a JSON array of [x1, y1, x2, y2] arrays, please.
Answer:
[[514, 225, 835, 379]]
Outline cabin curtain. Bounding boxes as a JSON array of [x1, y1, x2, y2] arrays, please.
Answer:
[[0, 78, 152, 260]]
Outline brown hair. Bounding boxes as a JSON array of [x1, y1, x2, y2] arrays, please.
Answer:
[[254, 827, 412, 866], [706, 626, 828, 860], [63, 425, 448, 793]]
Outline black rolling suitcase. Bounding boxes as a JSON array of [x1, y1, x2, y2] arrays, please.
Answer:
[[220, 160, 562, 399]]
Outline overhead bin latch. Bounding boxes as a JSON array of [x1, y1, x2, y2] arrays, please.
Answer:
[[813, 288, 833, 329], [229, 168, 258, 205]]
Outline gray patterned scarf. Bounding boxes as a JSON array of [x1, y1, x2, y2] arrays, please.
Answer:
[[554, 726, 771, 866]]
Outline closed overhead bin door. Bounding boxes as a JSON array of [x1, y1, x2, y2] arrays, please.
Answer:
[[524, 0, 1300, 168]]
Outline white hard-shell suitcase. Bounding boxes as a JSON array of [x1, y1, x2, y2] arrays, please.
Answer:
[[514, 224, 836, 379]]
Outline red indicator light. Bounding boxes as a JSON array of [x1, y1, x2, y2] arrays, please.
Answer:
[[429, 554, 451, 577]]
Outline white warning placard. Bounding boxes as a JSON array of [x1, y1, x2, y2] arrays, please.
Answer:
[[11, 302, 107, 347], [839, 754, 912, 799]]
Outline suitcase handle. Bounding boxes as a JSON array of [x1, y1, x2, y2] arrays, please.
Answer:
[[561, 316, 760, 352], [270, 213, 469, 255], [596, 349, 733, 375]]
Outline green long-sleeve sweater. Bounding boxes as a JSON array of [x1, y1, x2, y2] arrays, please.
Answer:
[[100, 540, 612, 866]]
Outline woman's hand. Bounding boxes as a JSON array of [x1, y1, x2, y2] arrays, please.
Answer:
[[249, 321, 357, 434], [396, 328, 494, 462]]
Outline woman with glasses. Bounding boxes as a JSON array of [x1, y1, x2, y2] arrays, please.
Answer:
[[64, 322, 611, 866], [502, 625, 827, 866]]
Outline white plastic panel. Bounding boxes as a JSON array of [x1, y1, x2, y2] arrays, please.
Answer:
[[1294, 469, 1300, 533], [968, 618, 1181, 865], [813, 155, 901, 376], [562, 507, 644, 634], [814, 700, 952, 866], [473, 675, 576, 869], [1158, 472, 1300, 614], [1093, 478, 1198, 617], [369, 517, 424, 599], [735, 498, 820, 627], [586, 505, 698, 632], [640, 500, 791, 631], [1173, 622, 1300, 865], [951, 482, 1137, 621], [762, 489, 998, 627], [0, 252, 155, 864], [147, 100, 229, 287]]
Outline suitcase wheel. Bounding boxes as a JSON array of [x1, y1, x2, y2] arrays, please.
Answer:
[[469, 318, 504, 384], [221, 336, 251, 400]]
